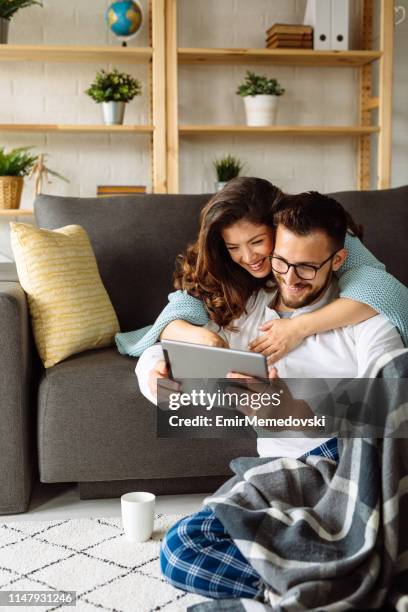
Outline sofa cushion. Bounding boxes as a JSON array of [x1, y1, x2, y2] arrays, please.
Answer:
[[10, 222, 119, 368], [34, 194, 211, 331], [331, 185, 408, 286], [37, 347, 257, 483]]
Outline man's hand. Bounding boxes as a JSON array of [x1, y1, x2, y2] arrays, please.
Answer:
[[226, 369, 278, 418], [148, 359, 179, 402], [226, 368, 317, 430], [226, 366, 279, 385], [249, 318, 305, 363]]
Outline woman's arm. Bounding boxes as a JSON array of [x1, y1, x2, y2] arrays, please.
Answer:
[[160, 319, 228, 347], [297, 298, 377, 336], [338, 234, 408, 345], [115, 290, 209, 357], [337, 266, 408, 346], [249, 299, 377, 361]]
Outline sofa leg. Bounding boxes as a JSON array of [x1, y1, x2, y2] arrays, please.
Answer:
[[79, 475, 229, 500], [0, 497, 31, 515]]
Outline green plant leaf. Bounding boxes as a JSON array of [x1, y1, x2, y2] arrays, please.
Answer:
[[0, 0, 43, 20], [85, 68, 142, 103], [0, 146, 37, 177], [212, 154, 245, 181], [236, 71, 285, 97]]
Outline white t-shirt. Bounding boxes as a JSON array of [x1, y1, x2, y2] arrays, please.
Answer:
[[135, 282, 404, 458]]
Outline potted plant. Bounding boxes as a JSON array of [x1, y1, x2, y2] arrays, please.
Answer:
[[236, 71, 285, 126], [0, 147, 67, 209], [0, 0, 42, 44], [212, 154, 244, 191], [0, 146, 37, 209], [85, 68, 142, 125]]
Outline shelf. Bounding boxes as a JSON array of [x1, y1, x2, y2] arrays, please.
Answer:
[[0, 124, 153, 133], [0, 209, 34, 217], [179, 125, 380, 136], [178, 48, 382, 67], [0, 44, 152, 63]]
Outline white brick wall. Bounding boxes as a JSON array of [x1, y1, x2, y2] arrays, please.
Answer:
[[1, 0, 150, 214], [0, 0, 405, 258], [177, 0, 360, 193]]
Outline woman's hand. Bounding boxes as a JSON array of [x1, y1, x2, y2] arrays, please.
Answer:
[[248, 317, 306, 363], [188, 327, 229, 348], [148, 359, 169, 400], [148, 359, 180, 402]]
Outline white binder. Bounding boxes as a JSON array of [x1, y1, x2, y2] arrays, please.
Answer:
[[331, 0, 350, 50], [303, 0, 331, 50]]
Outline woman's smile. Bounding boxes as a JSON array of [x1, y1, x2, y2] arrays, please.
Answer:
[[248, 259, 265, 271], [245, 257, 270, 275]]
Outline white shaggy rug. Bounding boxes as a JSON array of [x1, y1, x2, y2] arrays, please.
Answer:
[[0, 514, 208, 612]]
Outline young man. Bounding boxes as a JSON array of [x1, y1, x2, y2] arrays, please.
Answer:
[[135, 192, 403, 599]]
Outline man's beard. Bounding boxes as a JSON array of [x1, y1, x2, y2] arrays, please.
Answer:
[[276, 270, 333, 309]]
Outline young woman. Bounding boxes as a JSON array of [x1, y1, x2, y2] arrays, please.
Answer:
[[116, 176, 408, 359]]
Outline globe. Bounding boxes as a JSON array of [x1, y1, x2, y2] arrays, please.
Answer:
[[106, 1, 143, 40]]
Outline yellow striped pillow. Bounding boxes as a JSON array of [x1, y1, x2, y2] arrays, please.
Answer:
[[10, 222, 120, 368]]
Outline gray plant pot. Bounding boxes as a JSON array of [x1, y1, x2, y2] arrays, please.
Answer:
[[0, 18, 9, 44], [102, 101, 126, 125]]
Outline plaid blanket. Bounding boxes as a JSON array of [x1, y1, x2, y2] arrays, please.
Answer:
[[188, 350, 408, 612]]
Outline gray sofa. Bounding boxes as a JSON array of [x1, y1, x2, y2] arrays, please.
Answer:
[[0, 186, 407, 514]]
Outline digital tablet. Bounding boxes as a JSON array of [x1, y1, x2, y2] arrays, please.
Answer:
[[161, 339, 269, 380]]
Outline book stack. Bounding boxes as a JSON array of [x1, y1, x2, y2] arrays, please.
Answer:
[[265, 24, 313, 49], [97, 185, 146, 197]]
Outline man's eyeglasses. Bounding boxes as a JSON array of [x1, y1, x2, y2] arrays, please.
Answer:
[[269, 251, 339, 281]]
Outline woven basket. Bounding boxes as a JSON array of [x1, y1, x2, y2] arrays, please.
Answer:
[[0, 176, 24, 209]]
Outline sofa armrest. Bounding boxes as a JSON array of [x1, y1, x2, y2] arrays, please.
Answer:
[[0, 275, 39, 514]]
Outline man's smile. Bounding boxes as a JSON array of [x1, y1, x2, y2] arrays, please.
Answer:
[[284, 282, 310, 294]]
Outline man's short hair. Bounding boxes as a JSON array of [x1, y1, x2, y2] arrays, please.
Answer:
[[274, 192, 348, 250]]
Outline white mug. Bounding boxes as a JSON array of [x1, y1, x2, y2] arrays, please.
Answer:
[[121, 491, 156, 543], [395, 5, 406, 26]]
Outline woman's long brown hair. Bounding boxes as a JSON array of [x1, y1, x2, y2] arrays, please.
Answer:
[[174, 177, 284, 328]]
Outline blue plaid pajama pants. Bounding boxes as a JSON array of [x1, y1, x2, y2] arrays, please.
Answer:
[[160, 438, 339, 599]]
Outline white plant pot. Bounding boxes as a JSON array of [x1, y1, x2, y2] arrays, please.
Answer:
[[215, 181, 228, 192], [102, 101, 126, 125], [243, 95, 279, 126]]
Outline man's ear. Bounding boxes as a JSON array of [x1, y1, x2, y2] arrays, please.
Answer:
[[332, 248, 347, 272]]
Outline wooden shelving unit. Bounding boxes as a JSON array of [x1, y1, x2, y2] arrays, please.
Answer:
[[0, 0, 394, 196], [165, 0, 393, 193], [178, 48, 382, 67], [179, 125, 380, 136], [0, 124, 153, 133], [0, 0, 167, 193], [0, 44, 152, 63]]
